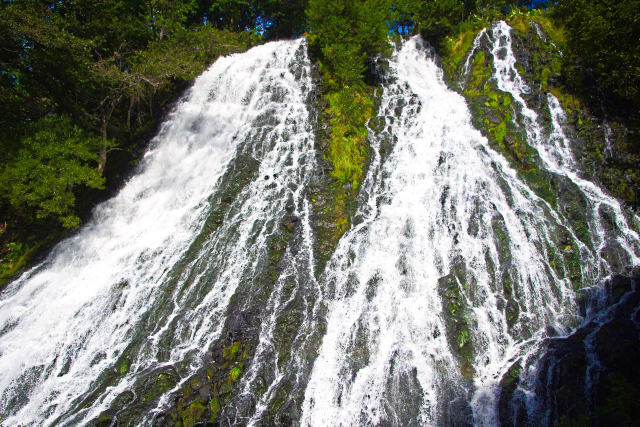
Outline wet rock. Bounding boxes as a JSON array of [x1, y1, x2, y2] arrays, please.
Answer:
[[499, 272, 640, 426], [487, 113, 502, 125], [599, 238, 632, 273], [437, 257, 475, 380], [280, 215, 299, 232]]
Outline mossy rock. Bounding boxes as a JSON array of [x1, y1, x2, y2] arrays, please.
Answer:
[[437, 258, 475, 380], [176, 398, 207, 427], [163, 340, 252, 426]]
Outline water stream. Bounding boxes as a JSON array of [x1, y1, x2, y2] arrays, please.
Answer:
[[0, 29, 637, 426], [0, 39, 316, 425]]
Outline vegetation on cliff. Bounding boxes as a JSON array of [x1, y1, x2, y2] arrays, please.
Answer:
[[0, 1, 261, 285], [306, 0, 389, 187], [1, 0, 638, 285]]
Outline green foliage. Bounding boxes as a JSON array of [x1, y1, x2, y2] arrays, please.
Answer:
[[0, 0, 255, 282], [132, 26, 253, 84], [393, 0, 515, 48], [552, 0, 640, 116], [0, 116, 107, 228], [307, 0, 390, 88], [260, 0, 309, 39], [325, 88, 374, 186], [396, 0, 466, 47], [204, 0, 308, 38], [144, 0, 198, 40], [307, 0, 389, 187], [209, 0, 259, 31]]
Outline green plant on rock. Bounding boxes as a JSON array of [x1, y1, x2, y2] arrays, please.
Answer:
[[307, 0, 390, 188], [229, 366, 242, 381], [142, 373, 176, 402], [0, 116, 107, 229], [325, 87, 374, 187], [118, 358, 131, 375], [179, 398, 207, 427], [223, 341, 242, 360], [209, 396, 222, 422]]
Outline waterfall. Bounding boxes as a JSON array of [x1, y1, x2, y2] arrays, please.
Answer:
[[488, 21, 639, 268], [0, 31, 638, 426], [0, 39, 316, 425], [302, 33, 639, 425]]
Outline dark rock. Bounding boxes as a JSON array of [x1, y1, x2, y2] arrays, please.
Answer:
[[487, 113, 502, 125], [499, 272, 640, 426], [599, 238, 632, 273]]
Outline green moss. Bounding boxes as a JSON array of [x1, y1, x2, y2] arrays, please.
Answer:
[[500, 359, 522, 399], [166, 340, 251, 425], [530, 10, 566, 44], [229, 366, 242, 382], [0, 240, 48, 287], [520, 168, 557, 207], [505, 300, 520, 328], [310, 179, 357, 275], [179, 398, 207, 427], [437, 270, 475, 379], [118, 358, 131, 375], [443, 28, 480, 77], [95, 413, 113, 427], [562, 243, 582, 289], [546, 243, 563, 276], [142, 373, 176, 403], [506, 9, 529, 34], [325, 87, 374, 188], [209, 396, 222, 423], [268, 385, 290, 416], [456, 329, 470, 348], [223, 342, 242, 361], [491, 121, 507, 144]]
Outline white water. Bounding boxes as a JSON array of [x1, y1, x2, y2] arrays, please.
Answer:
[[301, 36, 600, 425], [0, 29, 638, 426], [0, 39, 315, 425], [489, 21, 639, 267]]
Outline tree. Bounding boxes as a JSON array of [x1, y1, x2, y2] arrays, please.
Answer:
[[553, 0, 640, 115], [209, 0, 257, 30], [142, 0, 198, 40], [307, 0, 390, 88], [0, 116, 107, 228], [260, 0, 308, 38]]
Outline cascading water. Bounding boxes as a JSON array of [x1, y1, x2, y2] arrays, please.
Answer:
[[488, 21, 639, 269], [300, 34, 639, 426], [482, 21, 640, 424], [0, 39, 317, 425], [0, 27, 638, 427]]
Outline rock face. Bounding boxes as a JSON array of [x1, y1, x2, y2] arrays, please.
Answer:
[[498, 269, 640, 426], [437, 18, 640, 424], [2, 23, 640, 427]]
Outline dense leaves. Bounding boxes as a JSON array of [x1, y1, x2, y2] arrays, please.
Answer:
[[1, 0, 637, 282], [307, 0, 390, 88], [552, 0, 640, 117], [0, 116, 106, 229], [0, 0, 256, 283]]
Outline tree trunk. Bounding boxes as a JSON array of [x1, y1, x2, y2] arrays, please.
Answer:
[[98, 95, 121, 174], [98, 121, 108, 175]]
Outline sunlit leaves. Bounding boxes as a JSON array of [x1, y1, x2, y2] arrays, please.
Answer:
[[0, 116, 106, 228]]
